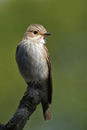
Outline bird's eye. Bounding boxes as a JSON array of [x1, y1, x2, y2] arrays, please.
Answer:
[[34, 31, 37, 34]]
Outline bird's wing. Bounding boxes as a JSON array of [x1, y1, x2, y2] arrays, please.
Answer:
[[15, 43, 21, 61], [15, 43, 21, 55], [44, 45, 53, 104]]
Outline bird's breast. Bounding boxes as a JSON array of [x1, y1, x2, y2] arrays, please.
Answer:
[[16, 41, 48, 82]]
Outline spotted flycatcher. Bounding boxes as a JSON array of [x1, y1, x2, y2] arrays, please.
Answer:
[[16, 24, 53, 121]]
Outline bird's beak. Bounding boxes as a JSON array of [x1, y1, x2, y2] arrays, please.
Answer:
[[41, 33, 51, 37], [45, 33, 51, 36]]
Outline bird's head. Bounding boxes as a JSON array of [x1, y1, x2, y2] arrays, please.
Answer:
[[23, 24, 51, 44]]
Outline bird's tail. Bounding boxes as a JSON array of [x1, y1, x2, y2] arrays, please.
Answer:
[[41, 100, 52, 121]]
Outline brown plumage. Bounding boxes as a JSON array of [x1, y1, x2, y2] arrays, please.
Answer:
[[16, 24, 53, 121]]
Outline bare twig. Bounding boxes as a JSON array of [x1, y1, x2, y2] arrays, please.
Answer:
[[0, 82, 44, 130]]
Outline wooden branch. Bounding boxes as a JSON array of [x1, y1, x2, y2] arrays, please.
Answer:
[[0, 82, 44, 130]]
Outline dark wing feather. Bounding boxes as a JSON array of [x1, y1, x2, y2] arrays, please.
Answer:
[[16, 43, 20, 55], [15, 43, 21, 61], [44, 45, 53, 104]]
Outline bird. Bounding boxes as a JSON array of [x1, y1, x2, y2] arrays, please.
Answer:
[[15, 24, 52, 121]]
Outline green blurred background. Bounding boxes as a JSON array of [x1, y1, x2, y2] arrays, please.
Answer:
[[0, 0, 87, 130]]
